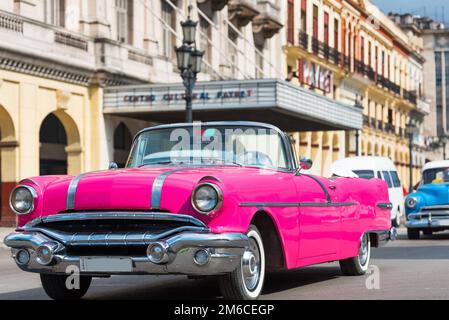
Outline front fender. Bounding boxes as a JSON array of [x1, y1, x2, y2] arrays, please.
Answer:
[[405, 192, 427, 216], [15, 176, 73, 227]]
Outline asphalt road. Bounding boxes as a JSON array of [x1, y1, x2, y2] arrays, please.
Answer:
[[1, 228, 449, 300]]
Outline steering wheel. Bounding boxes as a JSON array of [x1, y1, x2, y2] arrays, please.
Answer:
[[236, 151, 274, 168]]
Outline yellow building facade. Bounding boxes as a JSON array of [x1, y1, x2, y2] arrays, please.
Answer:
[[284, 0, 429, 186], [0, 69, 105, 225]]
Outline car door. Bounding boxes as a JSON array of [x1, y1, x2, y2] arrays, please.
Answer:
[[294, 174, 341, 260], [381, 171, 395, 219], [389, 170, 404, 215]]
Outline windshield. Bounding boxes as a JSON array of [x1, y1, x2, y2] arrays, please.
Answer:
[[126, 124, 291, 171], [423, 168, 449, 184], [353, 170, 375, 180]]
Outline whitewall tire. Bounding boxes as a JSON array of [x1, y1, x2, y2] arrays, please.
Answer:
[[339, 233, 371, 276], [218, 225, 266, 300]]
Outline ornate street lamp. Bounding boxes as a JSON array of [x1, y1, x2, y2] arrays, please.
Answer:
[[175, 7, 204, 123]]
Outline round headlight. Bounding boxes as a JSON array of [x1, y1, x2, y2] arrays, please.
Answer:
[[405, 197, 417, 209], [10, 186, 37, 215], [191, 183, 223, 215]]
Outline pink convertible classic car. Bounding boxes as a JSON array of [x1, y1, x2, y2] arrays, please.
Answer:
[[5, 122, 395, 300]]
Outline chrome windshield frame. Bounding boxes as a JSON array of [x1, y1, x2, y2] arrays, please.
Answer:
[[127, 122, 297, 173]]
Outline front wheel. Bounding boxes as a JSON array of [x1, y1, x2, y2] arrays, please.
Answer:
[[218, 225, 265, 300], [339, 233, 371, 276], [40, 274, 92, 300]]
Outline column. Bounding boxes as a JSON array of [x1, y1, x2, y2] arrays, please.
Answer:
[[79, 0, 111, 38]]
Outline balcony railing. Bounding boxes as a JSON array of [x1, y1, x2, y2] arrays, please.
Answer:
[[292, 31, 421, 107], [298, 30, 308, 49], [363, 115, 370, 127], [197, 0, 230, 11], [385, 123, 394, 133], [403, 89, 417, 105], [298, 33, 345, 68], [377, 120, 383, 131]]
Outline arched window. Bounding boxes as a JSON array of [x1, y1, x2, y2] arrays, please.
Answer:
[[39, 113, 68, 175]]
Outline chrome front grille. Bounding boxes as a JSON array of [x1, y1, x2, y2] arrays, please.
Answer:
[[410, 206, 449, 220], [22, 212, 209, 249]]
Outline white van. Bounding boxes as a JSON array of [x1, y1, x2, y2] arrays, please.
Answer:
[[330, 156, 405, 227]]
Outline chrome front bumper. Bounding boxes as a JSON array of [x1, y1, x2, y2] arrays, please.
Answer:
[[4, 212, 250, 276], [407, 209, 449, 229], [4, 231, 249, 276]]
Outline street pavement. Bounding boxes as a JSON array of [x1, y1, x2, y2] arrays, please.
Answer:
[[1, 227, 449, 300]]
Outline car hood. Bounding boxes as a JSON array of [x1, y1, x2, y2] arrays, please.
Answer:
[[414, 183, 449, 207], [29, 166, 287, 223]]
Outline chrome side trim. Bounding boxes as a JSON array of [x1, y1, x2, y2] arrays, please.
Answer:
[[377, 202, 393, 209], [239, 202, 357, 208], [301, 174, 331, 203], [66, 173, 88, 210], [24, 212, 208, 229]]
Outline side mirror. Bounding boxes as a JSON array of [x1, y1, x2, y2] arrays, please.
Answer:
[[109, 162, 119, 170], [299, 157, 313, 171]]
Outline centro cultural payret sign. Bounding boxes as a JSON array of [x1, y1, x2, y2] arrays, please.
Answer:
[[123, 89, 254, 104]]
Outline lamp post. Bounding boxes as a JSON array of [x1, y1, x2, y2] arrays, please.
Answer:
[[406, 122, 417, 193], [175, 7, 204, 123], [441, 135, 448, 160]]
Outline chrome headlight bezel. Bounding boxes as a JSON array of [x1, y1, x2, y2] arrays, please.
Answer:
[[9, 185, 37, 215], [191, 183, 223, 215], [405, 197, 418, 209]]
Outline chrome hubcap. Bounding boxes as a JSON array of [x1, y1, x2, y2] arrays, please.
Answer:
[[359, 234, 369, 266], [242, 238, 261, 291]]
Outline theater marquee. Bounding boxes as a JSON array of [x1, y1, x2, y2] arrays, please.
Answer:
[[103, 79, 362, 132]]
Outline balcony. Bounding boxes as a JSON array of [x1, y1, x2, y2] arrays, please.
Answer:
[[197, 0, 230, 11], [417, 97, 431, 115], [293, 32, 345, 69], [385, 123, 395, 133], [377, 120, 383, 131], [228, 0, 260, 27], [403, 89, 417, 105], [0, 9, 163, 86], [363, 115, 370, 127], [252, 0, 283, 39]]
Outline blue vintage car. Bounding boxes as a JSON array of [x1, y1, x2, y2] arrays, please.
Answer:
[[406, 161, 449, 239]]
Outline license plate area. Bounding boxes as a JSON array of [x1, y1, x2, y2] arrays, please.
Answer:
[[80, 257, 133, 273]]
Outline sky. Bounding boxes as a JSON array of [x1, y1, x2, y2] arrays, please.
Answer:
[[373, 0, 449, 25]]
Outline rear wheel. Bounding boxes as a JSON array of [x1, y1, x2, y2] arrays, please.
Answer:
[[407, 228, 420, 240], [392, 208, 401, 228], [339, 233, 371, 276], [40, 274, 91, 300], [218, 225, 265, 300]]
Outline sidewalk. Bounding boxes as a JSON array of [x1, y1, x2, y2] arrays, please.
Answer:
[[0, 228, 14, 249]]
